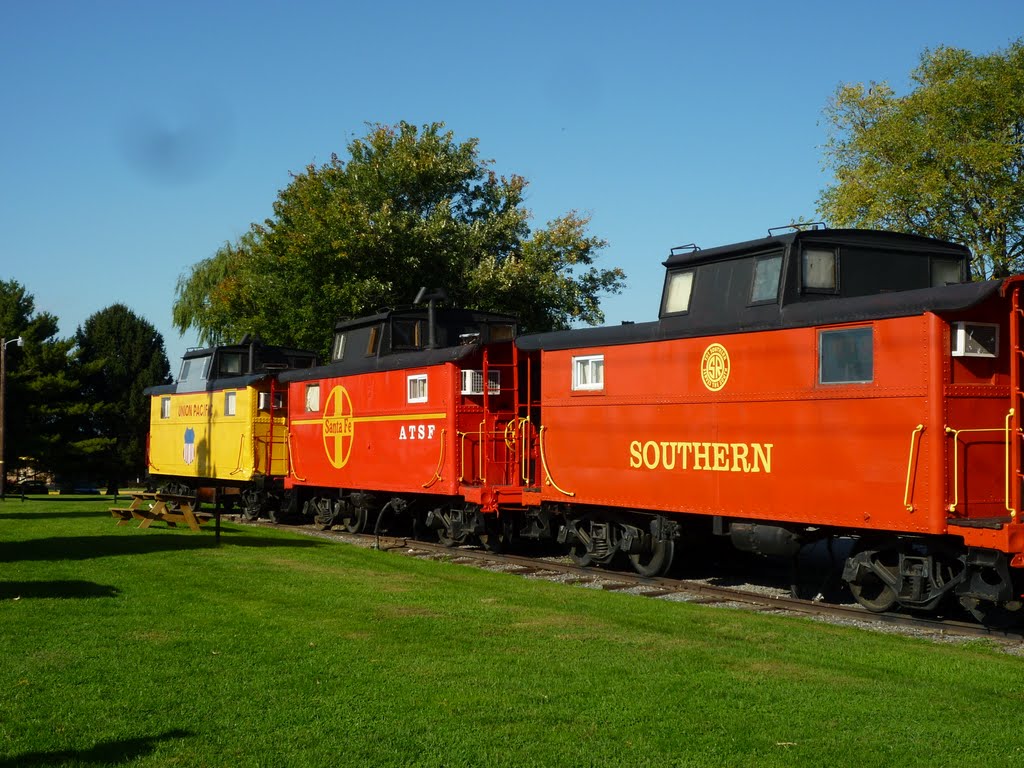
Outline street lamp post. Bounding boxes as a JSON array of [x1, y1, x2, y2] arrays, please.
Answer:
[[0, 336, 24, 500]]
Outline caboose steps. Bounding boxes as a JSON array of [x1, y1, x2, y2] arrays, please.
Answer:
[[947, 517, 1013, 530]]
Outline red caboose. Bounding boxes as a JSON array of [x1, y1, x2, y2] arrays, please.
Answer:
[[281, 306, 526, 543], [517, 228, 1024, 622]]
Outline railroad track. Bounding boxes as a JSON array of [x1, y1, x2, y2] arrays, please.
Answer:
[[240, 518, 1024, 647]]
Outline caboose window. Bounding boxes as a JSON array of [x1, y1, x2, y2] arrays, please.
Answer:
[[305, 384, 320, 412], [179, 355, 211, 387], [663, 270, 694, 314], [932, 258, 963, 286], [392, 319, 423, 350], [218, 352, 244, 376], [407, 374, 428, 403], [366, 325, 380, 356], [490, 323, 515, 342], [750, 255, 783, 303], [803, 248, 838, 292], [331, 333, 346, 362], [819, 327, 873, 384], [572, 355, 605, 391], [224, 391, 237, 416], [160, 397, 171, 419]]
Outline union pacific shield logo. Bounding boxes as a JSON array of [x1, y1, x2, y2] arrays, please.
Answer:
[[183, 428, 196, 465], [322, 386, 355, 468]]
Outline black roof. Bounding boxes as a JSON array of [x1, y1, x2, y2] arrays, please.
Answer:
[[662, 228, 970, 268], [518, 228, 986, 352]]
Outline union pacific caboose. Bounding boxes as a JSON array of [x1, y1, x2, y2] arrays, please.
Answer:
[[146, 337, 316, 517]]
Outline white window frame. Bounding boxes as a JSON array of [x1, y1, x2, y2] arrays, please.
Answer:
[[160, 397, 171, 419], [572, 355, 605, 392], [305, 384, 321, 413], [407, 374, 428, 404], [224, 390, 237, 416]]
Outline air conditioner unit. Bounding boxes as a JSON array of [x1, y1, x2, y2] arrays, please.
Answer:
[[461, 369, 501, 395], [951, 322, 999, 358]]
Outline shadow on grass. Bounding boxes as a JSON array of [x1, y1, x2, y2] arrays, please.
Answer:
[[0, 729, 192, 767], [0, 580, 120, 600], [0, 533, 323, 563], [0, 496, 114, 503], [0, 510, 108, 520]]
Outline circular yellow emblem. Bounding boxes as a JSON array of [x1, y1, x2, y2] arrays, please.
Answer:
[[700, 343, 730, 392], [322, 385, 354, 468]]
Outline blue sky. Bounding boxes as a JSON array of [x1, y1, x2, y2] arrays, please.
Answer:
[[2, 1, 1021, 368]]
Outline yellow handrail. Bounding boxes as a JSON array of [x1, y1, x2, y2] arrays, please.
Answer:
[[903, 424, 924, 512], [538, 425, 574, 497], [1008, 409, 1017, 520], [286, 428, 306, 482], [458, 431, 468, 482], [422, 428, 447, 489], [478, 420, 486, 481], [520, 417, 532, 484], [230, 433, 247, 475]]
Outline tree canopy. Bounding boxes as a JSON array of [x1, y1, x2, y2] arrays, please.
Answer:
[[0, 279, 81, 483], [173, 122, 625, 356], [1, 281, 170, 489], [74, 304, 171, 490], [818, 40, 1024, 279]]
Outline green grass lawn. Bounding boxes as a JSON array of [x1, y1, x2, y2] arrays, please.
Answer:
[[1, 497, 1022, 767]]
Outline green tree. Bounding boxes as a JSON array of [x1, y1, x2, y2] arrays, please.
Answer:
[[0, 279, 80, 484], [74, 304, 171, 492], [818, 40, 1024, 279], [174, 122, 625, 356]]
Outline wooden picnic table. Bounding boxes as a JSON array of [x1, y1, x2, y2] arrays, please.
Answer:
[[110, 492, 223, 541]]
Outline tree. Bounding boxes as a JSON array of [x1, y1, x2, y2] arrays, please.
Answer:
[[0, 279, 80, 483], [173, 122, 625, 356], [818, 40, 1024, 279], [74, 304, 171, 492]]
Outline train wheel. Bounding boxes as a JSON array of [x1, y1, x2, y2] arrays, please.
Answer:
[[340, 502, 367, 534], [846, 542, 900, 613], [960, 597, 1024, 629], [479, 518, 510, 553], [569, 545, 594, 567], [628, 538, 675, 577], [437, 527, 469, 548], [312, 499, 336, 530]]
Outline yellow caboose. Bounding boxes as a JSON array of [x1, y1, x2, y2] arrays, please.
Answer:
[[146, 338, 316, 518]]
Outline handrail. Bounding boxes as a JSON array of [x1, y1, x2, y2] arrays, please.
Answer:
[[903, 424, 924, 512], [229, 433, 247, 475], [478, 420, 486, 481], [286, 428, 306, 481], [945, 413, 1015, 515], [421, 428, 447, 489], [538, 425, 574, 497], [1008, 409, 1017, 520], [458, 431, 469, 482], [520, 417, 532, 484]]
